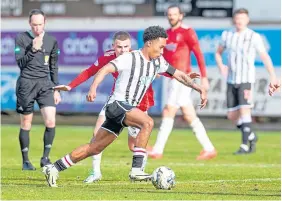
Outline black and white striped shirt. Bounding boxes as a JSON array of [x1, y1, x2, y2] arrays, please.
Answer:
[[220, 28, 266, 84], [109, 50, 172, 106]]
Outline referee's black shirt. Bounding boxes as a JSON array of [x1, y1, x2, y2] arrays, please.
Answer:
[[15, 31, 59, 86]]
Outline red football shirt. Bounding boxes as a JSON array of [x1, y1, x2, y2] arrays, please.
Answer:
[[163, 24, 207, 77], [68, 50, 154, 112]]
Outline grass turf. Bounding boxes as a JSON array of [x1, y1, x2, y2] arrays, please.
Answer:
[[1, 125, 281, 200]]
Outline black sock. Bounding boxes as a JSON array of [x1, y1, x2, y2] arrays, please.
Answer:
[[132, 155, 145, 168], [53, 159, 67, 172], [240, 123, 252, 145], [132, 147, 147, 169], [43, 127, 55, 158], [19, 129, 30, 162], [236, 124, 242, 129]]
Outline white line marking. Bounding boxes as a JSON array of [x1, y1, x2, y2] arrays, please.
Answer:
[[3, 161, 280, 168]]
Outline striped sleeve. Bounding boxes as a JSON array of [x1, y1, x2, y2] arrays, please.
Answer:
[[109, 52, 131, 71], [253, 33, 267, 53], [219, 30, 228, 48]]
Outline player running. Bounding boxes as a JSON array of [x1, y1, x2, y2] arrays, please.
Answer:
[[148, 5, 216, 160], [54, 31, 154, 183], [43, 26, 207, 187]]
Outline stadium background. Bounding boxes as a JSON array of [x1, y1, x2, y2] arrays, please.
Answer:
[[1, 0, 281, 130]]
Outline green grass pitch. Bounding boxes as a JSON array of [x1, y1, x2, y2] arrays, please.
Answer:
[[1, 125, 281, 200]]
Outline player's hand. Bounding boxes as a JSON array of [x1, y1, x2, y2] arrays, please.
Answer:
[[198, 88, 208, 109], [269, 78, 280, 96], [219, 64, 228, 79], [54, 91, 61, 105], [188, 72, 200, 79], [86, 87, 96, 102], [53, 85, 72, 91], [201, 77, 210, 91], [32, 36, 43, 51]]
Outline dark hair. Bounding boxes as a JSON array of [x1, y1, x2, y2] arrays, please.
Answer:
[[29, 9, 45, 22], [143, 26, 167, 43], [113, 31, 131, 41], [233, 8, 249, 16], [167, 4, 183, 14]]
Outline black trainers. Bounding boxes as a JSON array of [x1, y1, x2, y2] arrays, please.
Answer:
[[249, 133, 258, 153], [40, 157, 52, 168], [233, 147, 249, 155], [22, 161, 36, 171]]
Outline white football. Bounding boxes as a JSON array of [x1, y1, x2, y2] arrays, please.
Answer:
[[152, 166, 176, 190]]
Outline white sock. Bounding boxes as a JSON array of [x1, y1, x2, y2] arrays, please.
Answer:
[[92, 152, 102, 174], [248, 132, 255, 141], [191, 118, 215, 152], [240, 144, 249, 151], [237, 118, 242, 127], [152, 118, 174, 154]]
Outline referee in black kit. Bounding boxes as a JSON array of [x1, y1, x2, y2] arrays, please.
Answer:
[[15, 9, 61, 170]]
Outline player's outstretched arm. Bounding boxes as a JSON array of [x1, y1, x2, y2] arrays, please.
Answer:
[[86, 63, 116, 102], [172, 69, 207, 109], [259, 52, 280, 96]]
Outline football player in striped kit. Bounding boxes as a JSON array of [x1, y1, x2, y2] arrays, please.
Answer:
[[42, 26, 207, 187], [215, 8, 280, 154]]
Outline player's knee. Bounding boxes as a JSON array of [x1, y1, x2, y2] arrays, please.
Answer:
[[227, 112, 237, 121], [142, 117, 154, 131], [44, 119, 55, 128], [21, 120, 32, 130]]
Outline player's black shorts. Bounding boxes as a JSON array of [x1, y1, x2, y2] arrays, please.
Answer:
[[16, 77, 55, 114], [227, 83, 253, 111], [101, 101, 135, 136]]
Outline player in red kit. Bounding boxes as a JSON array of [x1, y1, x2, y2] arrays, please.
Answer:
[[148, 5, 217, 160], [54, 31, 154, 183]]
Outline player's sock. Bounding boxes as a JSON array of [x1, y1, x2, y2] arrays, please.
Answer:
[[248, 132, 256, 141], [240, 115, 252, 145], [191, 118, 215, 152], [152, 118, 174, 154], [236, 118, 242, 129], [131, 147, 147, 172], [19, 129, 30, 162], [43, 127, 55, 158], [53, 154, 75, 172], [92, 152, 102, 173]]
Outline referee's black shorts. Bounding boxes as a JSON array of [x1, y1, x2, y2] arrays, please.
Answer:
[[101, 101, 135, 136], [226, 83, 253, 112], [16, 77, 55, 114]]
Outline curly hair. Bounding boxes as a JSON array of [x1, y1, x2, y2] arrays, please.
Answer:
[[143, 26, 167, 43]]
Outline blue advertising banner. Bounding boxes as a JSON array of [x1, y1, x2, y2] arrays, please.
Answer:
[[1, 31, 138, 66], [1, 69, 163, 114], [137, 28, 281, 67]]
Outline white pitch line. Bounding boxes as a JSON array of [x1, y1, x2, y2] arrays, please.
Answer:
[[2, 162, 281, 169], [2, 178, 280, 187]]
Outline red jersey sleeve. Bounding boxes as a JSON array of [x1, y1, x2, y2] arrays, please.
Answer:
[[68, 56, 109, 89], [185, 28, 207, 77]]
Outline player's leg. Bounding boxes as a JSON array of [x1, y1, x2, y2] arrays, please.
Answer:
[[123, 107, 154, 181], [128, 126, 148, 172], [149, 79, 179, 158], [16, 77, 36, 170], [181, 104, 217, 160], [19, 113, 36, 170], [43, 126, 118, 187], [237, 83, 257, 154], [40, 106, 56, 167], [84, 109, 106, 183], [37, 80, 57, 167]]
